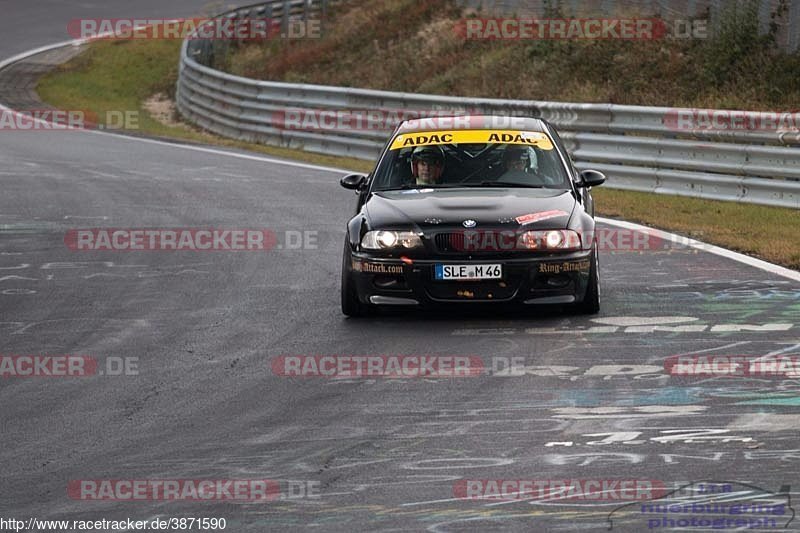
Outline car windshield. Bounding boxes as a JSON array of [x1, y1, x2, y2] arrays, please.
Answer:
[[372, 129, 571, 191]]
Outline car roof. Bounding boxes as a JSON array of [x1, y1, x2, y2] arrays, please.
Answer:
[[396, 115, 549, 134]]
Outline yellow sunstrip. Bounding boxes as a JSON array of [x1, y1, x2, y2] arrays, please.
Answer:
[[389, 130, 554, 150]]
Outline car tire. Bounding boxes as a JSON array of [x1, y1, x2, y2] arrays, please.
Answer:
[[341, 239, 369, 317], [573, 245, 600, 315]]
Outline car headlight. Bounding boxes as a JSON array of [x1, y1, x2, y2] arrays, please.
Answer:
[[517, 230, 581, 251], [362, 230, 422, 250]]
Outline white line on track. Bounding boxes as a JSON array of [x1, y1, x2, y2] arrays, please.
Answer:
[[0, 38, 353, 175], [672, 341, 751, 358], [596, 217, 800, 282]]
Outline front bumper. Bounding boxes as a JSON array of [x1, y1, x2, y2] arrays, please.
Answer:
[[348, 250, 593, 307]]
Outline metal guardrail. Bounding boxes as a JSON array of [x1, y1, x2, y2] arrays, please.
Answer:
[[186, 0, 331, 68], [176, 1, 800, 209]]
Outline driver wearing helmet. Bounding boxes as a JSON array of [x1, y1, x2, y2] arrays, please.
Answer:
[[502, 145, 531, 175], [410, 145, 445, 185]]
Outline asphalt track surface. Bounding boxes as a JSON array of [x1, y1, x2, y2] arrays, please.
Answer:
[[1, 2, 800, 532]]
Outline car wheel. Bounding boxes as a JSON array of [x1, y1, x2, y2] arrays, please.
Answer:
[[341, 239, 369, 317], [573, 245, 600, 315]]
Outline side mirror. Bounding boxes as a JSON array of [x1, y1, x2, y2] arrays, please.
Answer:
[[578, 169, 606, 188], [340, 173, 367, 190]]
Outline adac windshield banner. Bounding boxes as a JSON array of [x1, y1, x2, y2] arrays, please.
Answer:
[[390, 130, 554, 150]]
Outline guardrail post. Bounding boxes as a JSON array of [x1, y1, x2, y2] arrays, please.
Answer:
[[282, 0, 290, 36]]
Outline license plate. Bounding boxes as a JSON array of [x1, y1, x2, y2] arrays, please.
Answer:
[[434, 264, 502, 280]]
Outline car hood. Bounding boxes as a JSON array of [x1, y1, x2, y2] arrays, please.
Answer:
[[364, 188, 577, 232]]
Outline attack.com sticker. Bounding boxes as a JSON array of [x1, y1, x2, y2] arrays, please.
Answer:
[[515, 210, 569, 225]]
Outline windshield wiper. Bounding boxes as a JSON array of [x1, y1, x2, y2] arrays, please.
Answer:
[[379, 184, 459, 191], [474, 181, 547, 188]]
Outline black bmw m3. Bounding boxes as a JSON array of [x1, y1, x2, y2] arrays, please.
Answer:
[[339, 115, 606, 316]]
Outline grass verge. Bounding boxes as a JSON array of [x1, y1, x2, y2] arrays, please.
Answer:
[[37, 39, 799, 270], [224, 0, 800, 110], [594, 189, 799, 270], [37, 40, 372, 173]]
